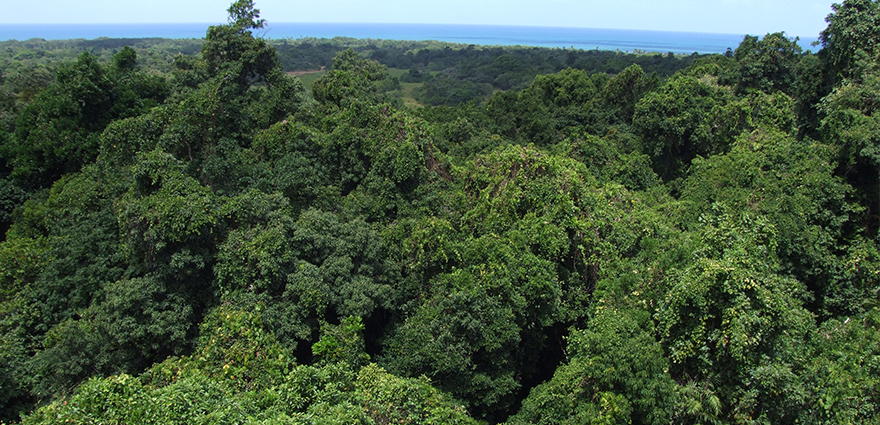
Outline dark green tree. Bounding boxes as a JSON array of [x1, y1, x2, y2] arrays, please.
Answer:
[[682, 129, 860, 316], [656, 206, 814, 421], [599, 63, 658, 124], [633, 74, 744, 181], [312, 49, 388, 107], [820, 64, 880, 233], [4, 50, 165, 188], [509, 307, 676, 425], [819, 0, 880, 82], [729, 32, 803, 95]]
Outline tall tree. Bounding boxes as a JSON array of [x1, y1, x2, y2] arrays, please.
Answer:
[[820, 0, 880, 82], [819, 0, 880, 234], [3, 51, 165, 188], [312, 49, 388, 107], [729, 32, 802, 95]]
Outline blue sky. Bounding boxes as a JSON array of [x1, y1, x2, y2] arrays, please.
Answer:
[[3, 0, 833, 39]]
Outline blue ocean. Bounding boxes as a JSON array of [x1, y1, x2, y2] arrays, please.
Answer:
[[0, 23, 819, 54]]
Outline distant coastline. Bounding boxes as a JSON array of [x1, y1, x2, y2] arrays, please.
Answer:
[[0, 23, 820, 54]]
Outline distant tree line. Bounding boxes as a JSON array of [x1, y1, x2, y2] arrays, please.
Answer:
[[3, 34, 706, 109]]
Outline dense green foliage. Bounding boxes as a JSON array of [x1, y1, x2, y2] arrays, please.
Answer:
[[2, 0, 880, 423], [1, 28, 703, 112]]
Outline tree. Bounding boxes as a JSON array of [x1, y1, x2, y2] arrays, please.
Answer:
[[633, 74, 744, 181], [385, 145, 661, 419], [414, 75, 493, 106], [729, 33, 803, 95], [798, 313, 880, 423], [155, 0, 308, 176], [819, 0, 880, 82], [656, 206, 814, 421], [283, 209, 395, 324], [509, 307, 676, 425], [226, 0, 265, 34], [0, 164, 128, 411], [681, 129, 858, 315], [820, 65, 880, 231], [3, 51, 166, 188], [485, 87, 562, 146], [19, 305, 478, 424], [599, 63, 657, 124], [312, 49, 388, 107]]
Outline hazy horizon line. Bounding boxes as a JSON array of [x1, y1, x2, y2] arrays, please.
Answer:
[[0, 22, 821, 39]]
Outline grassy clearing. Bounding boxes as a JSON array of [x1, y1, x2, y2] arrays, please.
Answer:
[[386, 68, 408, 79], [389, 68, 423, 108], [289, 70, 326, 94], [400, 82, 423, 108]]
